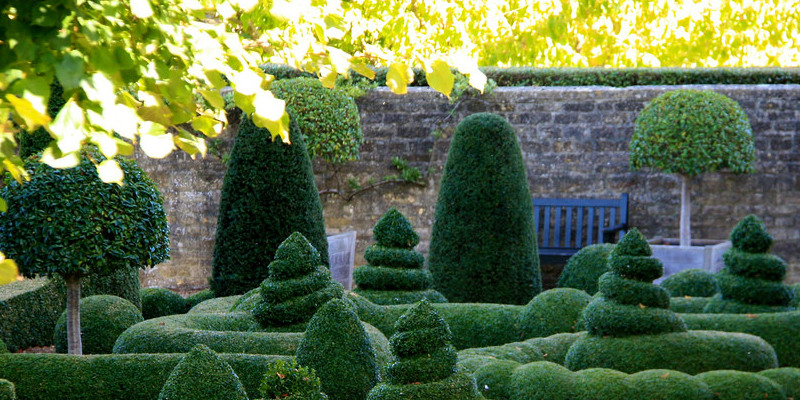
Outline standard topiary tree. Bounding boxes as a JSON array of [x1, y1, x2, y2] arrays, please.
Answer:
[[367, 299, 485, 400], [0, 147, 169, 355], [211, 113, 328, 297], [630, 89, 755, 247], [703, 215, 794, 313], [141, 287, 189, 319], [158, 344, 249, 400], [270, 77, 363, 164], [253, 232, 344, 328], [556, 243, 614, 295], [353, 208, 446, 304], [296, 298, 380, 400], [429, 112, 540, 304]]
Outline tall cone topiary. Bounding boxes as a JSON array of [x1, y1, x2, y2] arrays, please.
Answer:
[[428, 113, 540, 304], [211, 113, 328, 297], [353, 208, 446, 304], [581, 228, 687, 337], [367, 299, 485, 400], [253, 232, 344, 328], [704, 215, 794, 313], [158, 344, 248, 400]]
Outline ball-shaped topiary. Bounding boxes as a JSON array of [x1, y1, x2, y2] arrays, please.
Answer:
[[704, 215, 794, 313], [185, 289, 215, 311], [54, 295, 143, 354], [353, 208, 446, 305], [158, 344, 249, 400], [253, 232, 344, 327], [429, 112, 540, 304], [211, 113, 328, 297], [573, 368, 633, 400], [660, 268, 718, 297], [296, 298, 380, 400], [629, 369, 713, 400], [260, 357, 329, 400], [556, 243, 614, 295], [519, 288, 591, 339], [759, 368, 800, 399], [695, 370, 786, 400], [0, 379, 14, 400], [141, 287, 188, 319], [270, 77, 363, 164]]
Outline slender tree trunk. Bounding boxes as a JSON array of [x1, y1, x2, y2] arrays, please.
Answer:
[[680, 174, 691, 247], [65, 275, 82, 355]]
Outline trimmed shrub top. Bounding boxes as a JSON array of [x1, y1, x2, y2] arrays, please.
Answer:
[[630, 89, 755, 178], [141, 287, 187, 320], [158, 344, 248, 400], [54, 294, 143, 354], [730, 215, 773, 254], [519, 288, 592, 340], [556, 243, 614, 295], [372, 208, 419, 249], [260, 357, 328, 400], [271, 232, 323, 280], [613, 228, 652, 258], [660, 269, 718, 297]]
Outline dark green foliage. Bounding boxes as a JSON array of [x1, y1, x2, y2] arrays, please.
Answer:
[[141, 288, 187, 320], [583, 297, 690, 337], [660, 269, 718, 297], [364, 246, 424, 269], [0, 339, 6, 354], [254, 233, 344, 327], [0, 379, 14, 400], [613, 229, 652, 257], [628, 370, 713, 400], [158, 344, 248, 400], [759, 368, 800, 399], [260, 64, 315, 80], [509, 362, 574, 400], [724, 251, 786, 281], [0, 352, 287, 400], [0, 148, 169, 281], [573, 368, 633, 400], [472, 359, 519, 400], [353, 266, 432, 290], [211, 114, 327, 297], [366, 372, 484, 400], [260, 357, 328, 400], [695, 370, 786, 400], [69, 268, 143, 310], [18, 80, 64, 159], [630, 89, 755, 177], [351, 289, 447, 306], [0, 278, 62, 352], [429, 113, 540, 304], [55, 295, 143, 354], [458, 333, 581, 369], [669, 296, 712, 313], [184, 289, 215, 311], [296, 299, 379, 400], [564, 330, 777, 374], [519, 288, 591, 339], [556, 243, 614, 295], [371, 208, 419, 248], [270, 77, 363, 164], [599, 272, 670, 308], [730, 215, 773, 253]]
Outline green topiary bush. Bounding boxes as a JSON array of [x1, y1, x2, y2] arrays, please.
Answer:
[[556, 243, 614, 295], [509, 361, 574, 400], [573, 368, 633, 400], [518, 288, 591, 339], [184, 289, 215, 311], [296, 299, 380, 400], [0, 339, 6, 354], [628, 369, 713, 400], [353, 208, 446, 305], [660, 268, 718, 297], [260, 357, 328, 400], [270, 77, 363, 164], [141, 287, 188, 319], [55, 295, 143, 354], [0, 277, 63, 352], [158, 344, 248, 400], [669, 296, 712, 313], [429, 112, 540, 304], [472, 359, 519, 400], [211, 113, 328, 297], [758, 368, 800, 399], [695, 370, 786, 400], [0, 379, 14, 400]]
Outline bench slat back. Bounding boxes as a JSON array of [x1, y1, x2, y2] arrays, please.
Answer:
[[533, 194, 629, 255]]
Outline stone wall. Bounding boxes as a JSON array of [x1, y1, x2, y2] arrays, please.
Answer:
[[137, 85, 800, 291]]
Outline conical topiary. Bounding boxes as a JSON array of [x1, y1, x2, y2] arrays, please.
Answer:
[[353, 208, 446, 305], [428, 113, 540, 304], [366, 299, 485, 400], [253, 232, 344, 328], [296, 299, 380, 400], [704, 215, 794, 313], [581, 228, 687, 337], [158, 344, 248, 400], [211, 113, 328, 297]]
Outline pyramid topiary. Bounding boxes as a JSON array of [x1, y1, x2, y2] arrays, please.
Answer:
[[353, 208, 446, 304], [253, 232, 344, 328], [704, 215, 794, 313], [581, 228, 687, 337], [429, 112, 540, 304], [366, 299, 485, 400], [158, 344, 248, 400], [296, 299, 380, 400], [211, 113, 328, 297]]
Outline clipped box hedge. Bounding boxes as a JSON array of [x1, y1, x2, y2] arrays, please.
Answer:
[[0, 278, 63, 352], [0, 353, 287, 400]]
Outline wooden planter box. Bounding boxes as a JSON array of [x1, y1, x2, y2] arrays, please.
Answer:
[[648, 238, 731, 284]]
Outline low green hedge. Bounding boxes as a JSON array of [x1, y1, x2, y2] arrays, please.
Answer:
[[0, 278, 63, 352], [0, 339, 7, 354], [572, 368, 632, 400], [0, 379, 14, 400], [349, 289, 447, 306], [696, 370, 786, 400], [140, 288, 188, 319], [188, 295, 240, 313], [367, 372, 483, 400], [659, 269, 718, 297], [184, 289, 215, 310], [669, 296, 712, 313], [0, 352, 287, 400], [55, 295, 143, 354], [758, 368, 800, 399], [628, 369, 713, 400], [158, 344, 248, 400], [458, 333, 581, 372], [352, 266, 432, 291], [518, 288, 591, 339], [556, 243, 614, 295]]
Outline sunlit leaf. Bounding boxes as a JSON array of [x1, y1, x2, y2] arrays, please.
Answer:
[[0, 198, 6, 213], [199, 89, 225, 109], [56, 51, 85, 90], [96, 159, 124, 185], [2, 159, 27, 184], [139, 122, 174, 158], [5, 95, 50, 130], [41, 145, 80, 169], [90, 132, 119, 158], [217, 1, 235, 19], [174, 129, 207, 158], [350, 62, 376, 79], [426, 60, 454, 98], [50, 100, 86, 154], [105, 104, 139, 140], [0, 255, 18, 285], [386, 62, 413, 95], [252, 110, 290, 143], [131, 0, 154, 18], [191, 115, 223, 138], [231, 69, 263, 96], [253, 90, 286, 122]]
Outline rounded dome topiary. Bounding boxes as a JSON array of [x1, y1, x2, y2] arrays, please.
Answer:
[[629, 369, 713, 400], [518, 288, 592, 339], [695, 370, 786, 400], [158, 344, 248, 400], [54, 295, 143, 354], [660, 269, 718, 297], [141, 287, 188, 319], [270, 77, 363, 164], [429, 112, 540, 304], [556, 243, 614, 295], [0, 379, 15, 400], [573, 368, 633, 400]]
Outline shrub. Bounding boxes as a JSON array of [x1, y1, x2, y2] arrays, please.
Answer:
[[695, 370, 786, 400], [0, 278, 62, 352], [573, 368, 633, 400], [55, 295, 143, 354], [157, 344, 248, 400], [211, 113, 328, 297], [628, 370, 713, 400], [18, 80, 64, 159], [184, 289, 215, 311], [0, 339, 6, 354], [509, 362, 574, 400], [141, 288, 187, 319], [669, 296, 712, 313], [519, 288, 591, 339], [758, 368, 800, 399], [556, 243, 614, 295], [472, 359, 520, 400], [354, 208, 446, 305], [0, 379, 13, 400], [429, 112, 540, 304], [660, 269, 718, 297], [260, 357, 328, 400]]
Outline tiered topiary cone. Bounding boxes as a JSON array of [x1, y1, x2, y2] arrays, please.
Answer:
[[704, 215, 794, 313], [582, 228, 687, 337], [366, 299, 485, 400], [353, 208, 446, 305], [253, 232, 344, 328]]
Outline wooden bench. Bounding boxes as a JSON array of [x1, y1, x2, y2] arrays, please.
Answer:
[[533, 194, 629, 265]]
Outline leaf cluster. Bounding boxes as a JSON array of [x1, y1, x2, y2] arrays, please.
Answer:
[[259, 357, 327, 400]]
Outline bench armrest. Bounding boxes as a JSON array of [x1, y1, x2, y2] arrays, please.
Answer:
[[602, 223, 628, 243]]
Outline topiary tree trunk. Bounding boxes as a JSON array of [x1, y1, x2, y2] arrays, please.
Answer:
[[64, 276, 82, 355], [680, 175, 691, 247]]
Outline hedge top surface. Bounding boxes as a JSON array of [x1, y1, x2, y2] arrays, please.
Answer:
[[373, 208, 419, 249], [158, 344, 248, 400], [630, 89, 755, 178], [270, 232, 322, 280], [730, 215, 773, 254]]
